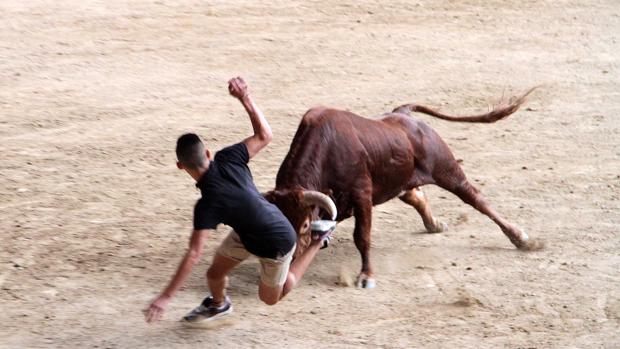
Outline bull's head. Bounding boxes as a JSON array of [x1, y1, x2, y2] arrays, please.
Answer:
[[263, 189, 337, 258]]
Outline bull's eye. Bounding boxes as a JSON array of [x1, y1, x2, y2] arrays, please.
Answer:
[[301, 219, 310, 234]]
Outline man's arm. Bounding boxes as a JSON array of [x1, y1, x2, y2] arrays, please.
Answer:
[[144, 229, 210, 323], [228, 77, 273, 159]]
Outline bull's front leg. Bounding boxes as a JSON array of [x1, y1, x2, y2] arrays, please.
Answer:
[[353, 198, 375, 288]]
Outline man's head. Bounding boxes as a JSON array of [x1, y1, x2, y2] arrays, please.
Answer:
[[176, 133, 211, 179]]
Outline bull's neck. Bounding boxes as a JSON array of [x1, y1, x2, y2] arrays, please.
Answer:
[[276, 162, 322, 191], [276, 120, 329, 191], [275, 147, 324, 191]]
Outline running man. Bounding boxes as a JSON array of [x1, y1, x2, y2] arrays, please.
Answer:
[[143, 77, 334, 324]]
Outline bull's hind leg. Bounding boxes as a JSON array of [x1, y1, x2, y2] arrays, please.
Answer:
[[435, 166, 543, 250], [399, 188, 448, 233]]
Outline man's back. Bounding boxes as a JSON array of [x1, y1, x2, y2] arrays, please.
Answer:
[[194, 143, 295, 259]]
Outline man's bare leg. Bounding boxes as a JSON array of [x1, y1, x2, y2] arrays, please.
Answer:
[[258, 239, 324, 305], [283, 239, 323, 297], [206, 253, 242, 306]]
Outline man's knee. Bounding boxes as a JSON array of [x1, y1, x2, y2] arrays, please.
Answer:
[[258, 282, 283, 306], [259, 293, 279, 306]]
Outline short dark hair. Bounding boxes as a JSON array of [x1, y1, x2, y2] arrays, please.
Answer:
[[176, 133, 207, 169]]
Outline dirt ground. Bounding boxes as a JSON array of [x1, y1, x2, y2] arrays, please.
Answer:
[[1, 0, 619, 348]]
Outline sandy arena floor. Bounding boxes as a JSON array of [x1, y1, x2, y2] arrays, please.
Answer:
[[1, 1, 619, 348]]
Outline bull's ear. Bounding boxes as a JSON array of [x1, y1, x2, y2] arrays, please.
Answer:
[[291, 188, 306, 204]]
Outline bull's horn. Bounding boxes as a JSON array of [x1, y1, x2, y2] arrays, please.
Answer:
[[301, 191, 337, 220]]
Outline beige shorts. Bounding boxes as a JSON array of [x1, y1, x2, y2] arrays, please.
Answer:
[[216, 230, 295, 288]]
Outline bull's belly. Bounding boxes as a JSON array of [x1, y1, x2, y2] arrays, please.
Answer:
[[369, 166, 414, 205], [328, 160, 415, 219], [372, 185, 408, 206], [331, 179, 409, 212], [331, 184, 406, 221]]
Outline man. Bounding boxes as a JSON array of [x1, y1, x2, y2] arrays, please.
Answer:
[[143, 77, 333, 324]]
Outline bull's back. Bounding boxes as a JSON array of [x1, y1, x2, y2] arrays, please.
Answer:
[[282, 108, 418, 206]]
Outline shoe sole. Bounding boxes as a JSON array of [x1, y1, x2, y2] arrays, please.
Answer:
[[181, 305, 233, 327]]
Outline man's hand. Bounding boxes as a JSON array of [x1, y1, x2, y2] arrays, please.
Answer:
[[228, 76, 248, 100], [144, 294, 171, 323], [229, 76, 273, 159], [142, 229, 209, 324]]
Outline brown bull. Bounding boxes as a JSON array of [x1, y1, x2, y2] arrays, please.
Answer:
[[264, 88, 543, 288]]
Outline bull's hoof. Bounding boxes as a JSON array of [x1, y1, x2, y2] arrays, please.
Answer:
[[426, 219, 448, 234], [504, 226, 544, 251], [355, 273, 376, 289], [517, 238, 545, 251]]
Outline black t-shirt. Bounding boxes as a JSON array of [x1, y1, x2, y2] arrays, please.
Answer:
[[193, 143, 296, 259]]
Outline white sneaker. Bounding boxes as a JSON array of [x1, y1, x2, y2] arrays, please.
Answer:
[[182, 296, 232, 324]]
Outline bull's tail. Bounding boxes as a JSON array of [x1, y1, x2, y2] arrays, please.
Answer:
[[392, 86, 538, 123]]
